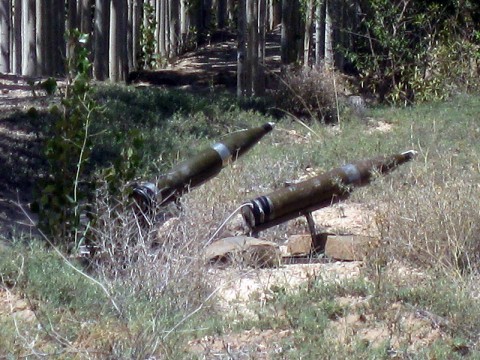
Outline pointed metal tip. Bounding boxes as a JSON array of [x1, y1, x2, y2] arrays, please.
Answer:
[[401, 149, 418, 159], [264, 122, 275, 131]]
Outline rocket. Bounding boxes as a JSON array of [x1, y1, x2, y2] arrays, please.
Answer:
[[242, 150, 417, 233], [132, 122, 275, 213]]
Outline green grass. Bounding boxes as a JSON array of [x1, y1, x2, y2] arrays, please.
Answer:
[[1, 87, 480, 357], [210, 275, 480, 359]]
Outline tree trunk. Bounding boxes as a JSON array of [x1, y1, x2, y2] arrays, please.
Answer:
[[21, 0, 36, 76], [267, 0, 273, 31], [227, 0, 235, 26], [67, 0, 78, 32], [109, 0, 118, 79], [0, 0, 12, 73], [314, 0, 325, 67], [237, 0, 247, 97], [333, 0, 345, 69], [127, 0, 134, 70], [197, 0, 211, 43], [217, 0, 226, 28], [180, 0, 188, 49], [303, 0, 314, 67], [324, 0, 333, 68], [204, 0, 212, 33], [281, 0, 299, 64], [13, 0, 21, 74], [246, 0, 254, 96], [35, 0, 46, 74], [169, 0, 180, 57], [79, 0, 93, 35], [256, 0, 266, 94], [157, 0, 167, 58], [268, 0, 281, 30], [94, 0, 110, 80], [53, 0, 66, 74], [110, 0, 128, 81], [132, 0, 143, 70]]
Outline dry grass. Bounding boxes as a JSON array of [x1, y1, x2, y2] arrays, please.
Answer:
[[372, 152, 480, 276], [272, 66, 350, 123], [84, 185, 220, 358]]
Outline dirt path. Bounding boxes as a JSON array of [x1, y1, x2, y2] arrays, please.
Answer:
[[128, 30, 282, 89]]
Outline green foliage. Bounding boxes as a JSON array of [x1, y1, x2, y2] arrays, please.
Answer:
[[100, 129, 145, 196], [138, 2, 158, 69], [346, 0, 480, 104], [33, 30, 99, 246]]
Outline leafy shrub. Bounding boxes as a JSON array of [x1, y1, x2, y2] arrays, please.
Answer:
[[346, 0, 480, 104], [272, 66, 347, 123], [412, 31, 480, 102]]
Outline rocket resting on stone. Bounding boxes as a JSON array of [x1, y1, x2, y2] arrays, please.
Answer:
[[241, 150, 417, 233]]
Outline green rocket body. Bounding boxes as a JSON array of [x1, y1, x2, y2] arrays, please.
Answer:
[[133, 122, 275, 211], [242, 150, 416, 232]]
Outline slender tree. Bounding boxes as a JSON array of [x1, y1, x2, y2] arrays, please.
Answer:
[[227, 0, 235, 25], [267, 0, 280, 30], [131, 0, 143, 70], [127, 0, 133, 69], [109, 0, 128, 81], [315, 0, 325, 66], [35, 0, 47, 74], [13, 0, 22, 74], [257, 0, 266, 94], [0, 0, 12, 73], [79, 0, 93, 35], [281, 0, 300, 64], [324, 0, 333, 68], [217, 0, 226, 28], [245, 0, 254, 96], [169, 0, 180, 56], [53, 0, 66, 74], [333, 0, 345, 69], [304, 0, 314, 67], [180, 0, 188, 48], [21, 0, 36, 76], [237, 0, 247, 97], [67, 0, 78, 32], [157, 0, 167, 58], [197, 0, 211, 43], [94, 0, 110, 79]]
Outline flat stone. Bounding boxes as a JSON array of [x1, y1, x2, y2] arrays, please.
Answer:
[[285, 234, 312, 255], [325, 234, 374, 261], [205, 236, 281, 268]]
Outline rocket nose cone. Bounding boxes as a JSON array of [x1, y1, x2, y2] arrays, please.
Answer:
[[401, 149, 418, 160], [263, 122, 275, 132]]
